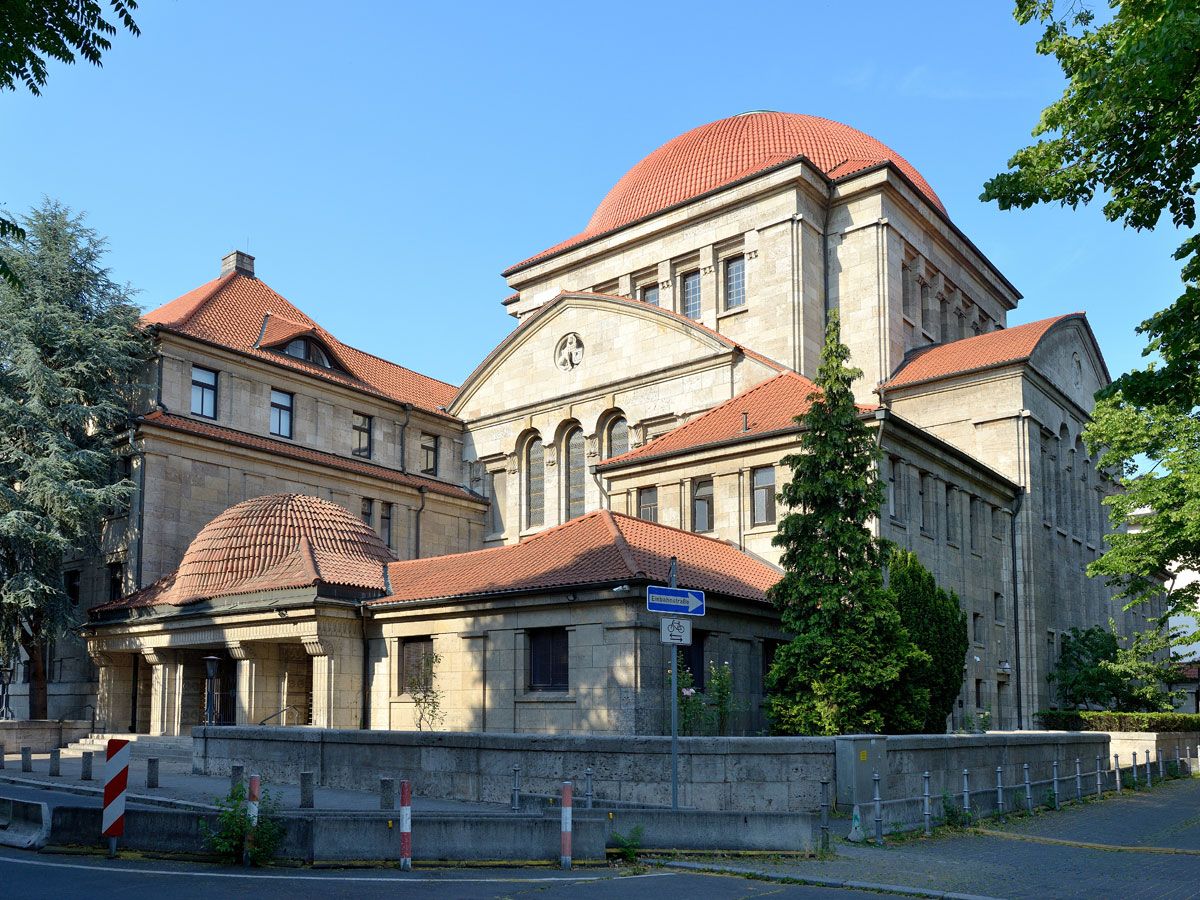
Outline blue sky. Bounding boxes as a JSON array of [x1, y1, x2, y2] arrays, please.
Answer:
[[1, 1, 1185, 386]]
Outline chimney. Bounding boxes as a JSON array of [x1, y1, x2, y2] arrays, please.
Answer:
[[221, 250, 255, 278]]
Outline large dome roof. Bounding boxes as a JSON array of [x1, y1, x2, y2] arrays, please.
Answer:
[[171, 493, 395, 604], [505, 111, 943, 274]]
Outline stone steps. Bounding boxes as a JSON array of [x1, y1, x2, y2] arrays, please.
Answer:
[[63, 733, 194, 761]]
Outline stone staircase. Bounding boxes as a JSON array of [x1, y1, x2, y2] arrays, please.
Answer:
[[65, 733, 194, 763]]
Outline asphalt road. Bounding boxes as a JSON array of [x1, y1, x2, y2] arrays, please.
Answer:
[[0, 848, 877, 900]]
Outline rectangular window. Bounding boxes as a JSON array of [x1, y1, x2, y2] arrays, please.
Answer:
[[637, 487, 658, 523], [64, 570, 81, 607], [107, 562, 123, 604], [380, 502, 393, 549], [639, 284, 659, 306], [683, 630, 708, 691], [919, 473, 935, 535], [190, 366, 218, 419], [352, 412, 372, 458], [399, 637, 434, 693], [889, 458, 907, 522], [691, 478, 714, 533], [420, 433, 439, 476], [270, 389, 293, 438], [945, 487, 960, 545], [975, 678, 984, 710], [751, 466, 775, 526], [973, 612, 985, 645], [994, 591, 1005, 622], [486, 471, 505, 535], [361, 497, 374, 526], [680, 270, 701, 319], [723, 255, 745, 310], [527, 627, 569, 692], [970, 497, 982, 552]]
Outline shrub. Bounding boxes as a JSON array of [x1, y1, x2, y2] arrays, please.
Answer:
[[1037, 709, 1200, 732], [201, 781, 285, 865], [610, 824, 644, 863]]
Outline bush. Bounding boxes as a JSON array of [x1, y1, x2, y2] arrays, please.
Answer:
[[201, 781, 285, 865], [1038, 709, 1200, 732]]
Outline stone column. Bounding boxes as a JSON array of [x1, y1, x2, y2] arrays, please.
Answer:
[[229, 643, 258, 726], [92, 650, 135, 733], [304, 635, 362, 729], [142, 649, 179, 736]]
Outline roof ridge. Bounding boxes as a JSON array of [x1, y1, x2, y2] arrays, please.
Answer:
[[602, 511, 644, 578]]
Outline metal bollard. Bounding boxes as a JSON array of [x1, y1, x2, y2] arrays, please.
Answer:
[[230, 764, 245, 795], [872, 771, 884, 846], [996, 766, 1004, 815], [300, 770, 314, 809], [1095, 755, 1102, 798], [81, 750, 93, 781], [922, 771, 932, 836], [399, 780, 412, 871], [380, 776, 395, 810], [1132, 752, 1139, 788], [584, 766, 594, 810], [1158, 748, 1165, 780], [962, 768, 971, 817], [0, 742, 5, 769], [49, 748, 60, 777], [1052, 760, 1059, 809], [560, 781, 573, 870], [1114, 754, 1122, 793], [820, 778, 831, 849], [244, 775, 260, 868], [1075, 758, 1082, 801], [510, 764, 521, 812], [21, 746, 32, 773], [146, 757, 159, 789], [1145, 749, 1152, 788], [1175, 745, 1182, 778], [1023, 763, 1033, 813]]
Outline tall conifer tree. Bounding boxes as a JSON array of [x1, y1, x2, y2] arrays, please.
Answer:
[[766, 315, 929, 735], [0, 200, 150, 718]]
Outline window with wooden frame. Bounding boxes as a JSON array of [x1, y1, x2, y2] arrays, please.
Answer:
[[527, 627, 568, 692]]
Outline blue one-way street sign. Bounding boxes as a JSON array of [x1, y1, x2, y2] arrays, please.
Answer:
[[646, 585, 705, 616]]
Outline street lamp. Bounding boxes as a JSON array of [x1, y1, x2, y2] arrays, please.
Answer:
[[203, 655, 220, 726], [0, 659, 15, 721]]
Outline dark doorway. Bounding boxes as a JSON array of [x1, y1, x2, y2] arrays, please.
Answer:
[[206, 652, 237, 726]]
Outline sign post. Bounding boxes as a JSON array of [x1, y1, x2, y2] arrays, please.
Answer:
[[102, 738, 130, 857], [648, 559, 705, 812]]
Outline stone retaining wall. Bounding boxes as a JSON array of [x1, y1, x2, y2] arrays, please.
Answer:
[[1108, 731, 1200, 769], [0, 720, 91, 754]]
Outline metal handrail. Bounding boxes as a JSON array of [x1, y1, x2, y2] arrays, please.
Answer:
[[258, 704, 296, 726]]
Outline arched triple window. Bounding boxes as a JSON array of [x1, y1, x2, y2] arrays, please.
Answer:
[[525, 436, 544, 529], [605, 415, 629, 459], [563, 427, 586, 520]]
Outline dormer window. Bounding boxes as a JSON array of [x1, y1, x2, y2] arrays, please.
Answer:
[[282, 337, 334, 369]]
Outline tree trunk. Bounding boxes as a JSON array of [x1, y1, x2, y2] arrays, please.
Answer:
[[18, 628, 48, 721]]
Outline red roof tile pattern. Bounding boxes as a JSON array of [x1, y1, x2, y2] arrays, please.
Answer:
[[600, 371, 874, 468], [373, 510, 780, 606], [93, 494, 397, 611], [137, 411, 481, 503], [143, 272, 457, 414], [883, 314, 1084, 390], [504, 111, 943, 275]]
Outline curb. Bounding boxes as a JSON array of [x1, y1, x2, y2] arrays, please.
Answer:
[[0, 774, 218, 812], [659, 861, 1003, 900]]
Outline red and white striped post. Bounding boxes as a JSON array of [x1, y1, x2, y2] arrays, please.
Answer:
[[399, 779, 412, 871], [243, 775, 261, 867], [560, 781, 573, 870], [102, 739, 130, 857]]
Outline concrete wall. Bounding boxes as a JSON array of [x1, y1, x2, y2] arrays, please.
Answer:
[[1108, 731, 1200, 768], [194, 726, 837, 812], [0, 720, 91, 754]]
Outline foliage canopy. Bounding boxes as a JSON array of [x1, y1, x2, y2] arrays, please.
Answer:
[[1050, 622, 1181, 712]]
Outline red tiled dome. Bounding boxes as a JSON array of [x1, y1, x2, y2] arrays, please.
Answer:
[[589, 111, 944, 234], [171, 493, 395, 604]]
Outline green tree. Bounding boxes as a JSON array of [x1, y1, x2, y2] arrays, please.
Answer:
[[890, 550, 969, 733], [0, 200, 151, 718], [0, 1, 143, 287], [982, 1, 1200, 622], [1051, 625, 1123, 709], [766, 315, 930, 735], [1051, 622, 1182, 711]]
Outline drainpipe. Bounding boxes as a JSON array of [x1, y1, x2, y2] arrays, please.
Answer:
[[132, 432, 147, 590], [397, 403, 412, 472], [1010, 489, 1025, 730], [822, 186, 834, 327], [413, 486, 428, 559], [589, 465, 609, 510]]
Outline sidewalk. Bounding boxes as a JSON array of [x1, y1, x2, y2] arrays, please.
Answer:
[[0, 746, 497, 814], [666, 776, 1200, 899]]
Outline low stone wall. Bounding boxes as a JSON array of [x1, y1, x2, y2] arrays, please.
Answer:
[[194, 726, 836, 812], [1108, 731, 1200, 769], [0, 720, 90, 754]]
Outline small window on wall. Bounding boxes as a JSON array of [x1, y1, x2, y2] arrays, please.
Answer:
[[919, 472, 935, 535], [637, 487, 658, 522], [527, 627, 568, 692], [973, 612, 985, 645], [399, 637, 434, 693], [975, 678, 984, 710], [190, 366, 218, 418], [270, 389, 293, 438], [361, 497, 374, 526], [751, 466, 775, 526], [639, 284, 659, 306], [64, 570, 81, 607], [420, 433, 439, 476], [945, 488, 960, 545], [680, 270, 701, 319], [691, 478, 714, 532], [605, 417, 629, 459], [723, 255, 745, 310], [380, 502, 393, 549], [993, 592, 1005, 622], [888, 457, 907, 522], [352, 412, 372, 458]]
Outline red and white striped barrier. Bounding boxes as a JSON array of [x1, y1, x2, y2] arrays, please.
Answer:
[[560, 780, 573, 870], [102, 739, 130, 854], [399, 779, 412, 871], [243, 774, 261, 867]]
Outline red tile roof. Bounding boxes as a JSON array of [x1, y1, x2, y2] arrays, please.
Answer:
[[137, 410, 481, 502], [143, 272, 457, 414], [599, 370, 874, 468], [504, 111, 944, 275], [92, 494, 396, 612], [372, 510, 780, 606], [883, 314, 1085, 390]]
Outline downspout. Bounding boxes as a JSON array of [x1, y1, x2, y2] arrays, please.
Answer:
[[133, 437, 147, 589], [822, 180, 835, 327], [413, 486, 428, 559], [397, 403, 412, 472], [590, 465, 609, 510], [1010, 489, 1025, 730]]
